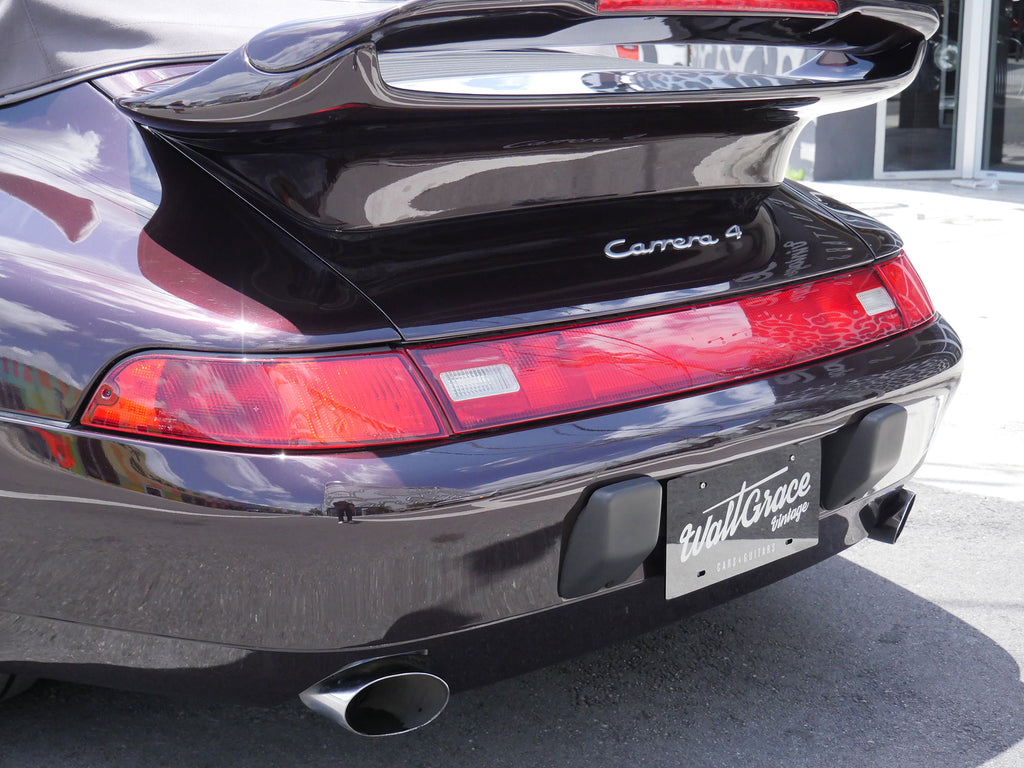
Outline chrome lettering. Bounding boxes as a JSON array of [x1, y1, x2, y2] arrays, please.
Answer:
[[678, 466, 813, 564], [604, 226, 741, 259]]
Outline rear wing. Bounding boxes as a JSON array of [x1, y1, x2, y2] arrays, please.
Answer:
[[114, 0, 938, 130], [106, 0, 938, 231]]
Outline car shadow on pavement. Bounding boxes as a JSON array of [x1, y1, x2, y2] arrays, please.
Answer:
[[1, 556, 1022, 768]]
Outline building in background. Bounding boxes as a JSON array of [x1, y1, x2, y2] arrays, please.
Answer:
[[816, 0, 1023, 182]]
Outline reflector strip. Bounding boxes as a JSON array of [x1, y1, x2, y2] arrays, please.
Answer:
[[82, 256, 931, 450], [598, 0, 839, 15], [412, 268, 903, 432]]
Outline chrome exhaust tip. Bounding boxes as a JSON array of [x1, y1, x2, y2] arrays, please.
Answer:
[[300, 657, 449, 736], [867, 487, 915, 545]]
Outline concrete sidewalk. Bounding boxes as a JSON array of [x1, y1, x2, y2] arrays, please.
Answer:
[[810, 179, 1024, 503]]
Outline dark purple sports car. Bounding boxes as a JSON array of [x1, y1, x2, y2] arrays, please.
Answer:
[[0, 0, 959, 735]]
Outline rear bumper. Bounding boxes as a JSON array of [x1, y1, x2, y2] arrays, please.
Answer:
[[0, 317, 961, 702]]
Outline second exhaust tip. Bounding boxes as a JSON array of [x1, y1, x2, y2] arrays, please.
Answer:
[[867, 487, 915, 545]]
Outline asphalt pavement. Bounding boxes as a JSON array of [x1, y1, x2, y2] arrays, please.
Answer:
[[1, 179, 1022, 767]]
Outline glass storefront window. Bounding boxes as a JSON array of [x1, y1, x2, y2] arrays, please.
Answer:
[[882, 0, 963, 172], [983, 0, 1024, 172]]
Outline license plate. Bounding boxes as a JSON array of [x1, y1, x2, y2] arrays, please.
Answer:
[[665, 442, 820, 599]]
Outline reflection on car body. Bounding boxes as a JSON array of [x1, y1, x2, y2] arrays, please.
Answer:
[[0, 0, 959, 736]]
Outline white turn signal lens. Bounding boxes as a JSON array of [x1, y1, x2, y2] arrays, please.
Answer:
[[857, 287, 897, 316], [439, 364, 521, 402]]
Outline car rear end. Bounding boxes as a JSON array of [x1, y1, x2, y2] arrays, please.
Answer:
[[0, 0, 959, 734]]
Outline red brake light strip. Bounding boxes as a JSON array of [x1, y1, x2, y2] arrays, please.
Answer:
[[597, 0, 839, 16]]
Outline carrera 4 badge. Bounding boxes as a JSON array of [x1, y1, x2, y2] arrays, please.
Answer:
[[604, 225, 743, 259]]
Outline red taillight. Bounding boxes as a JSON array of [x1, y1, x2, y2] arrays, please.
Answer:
[[598, 0, 838, 15], [83, 257, 932, 450], [875, 253, 935, 329], [82, 353, 447, 449], [411, 269, 901, 432]]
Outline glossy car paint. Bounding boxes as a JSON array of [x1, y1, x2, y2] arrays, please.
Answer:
[[0, 83, 399, 422], [0, 320, 959, 702], [0, 0, 960, 712], [0, 80, 920, 414], [103, 2, 938, 339]]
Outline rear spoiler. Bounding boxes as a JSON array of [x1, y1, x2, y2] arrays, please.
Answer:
[[115, 0, 938, 132], [107, 0, 938, 231]]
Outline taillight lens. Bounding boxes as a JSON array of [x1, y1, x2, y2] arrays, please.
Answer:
[[597, 0, 838, 16], [411, 269, 902, 431], [875, 253, 935, 329], [83, 256, 932, 449], [82, 353, 446, 449]]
